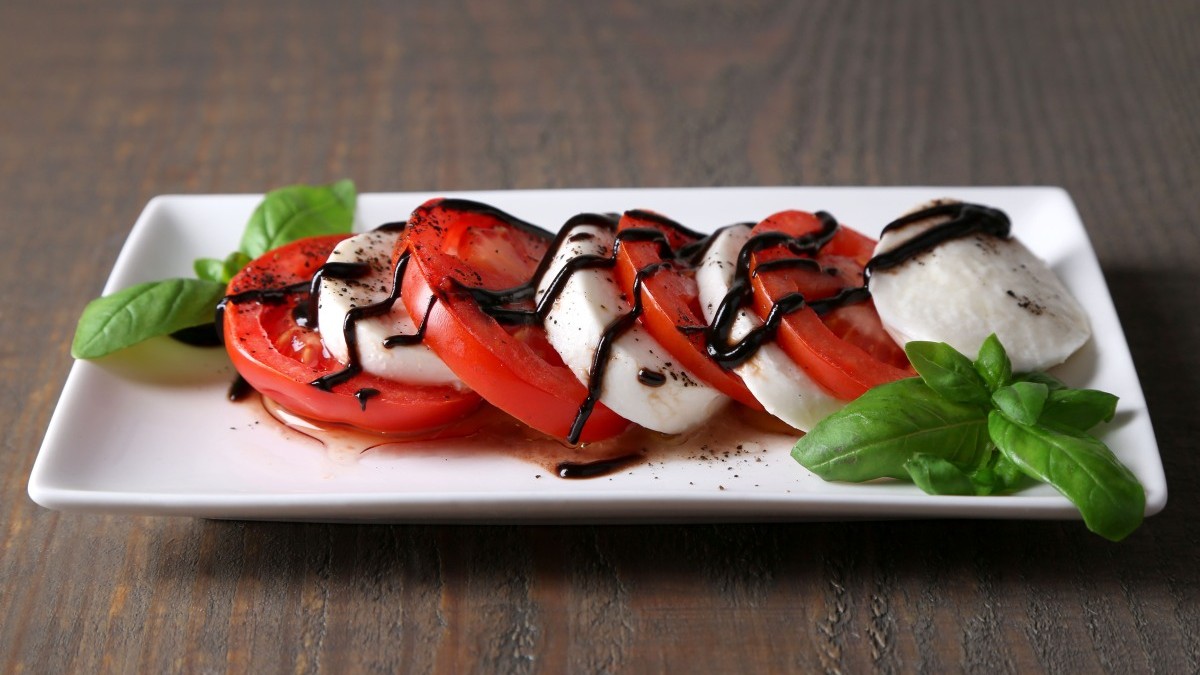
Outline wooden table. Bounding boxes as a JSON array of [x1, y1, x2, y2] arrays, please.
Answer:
[[3, 1, 1197, 671]]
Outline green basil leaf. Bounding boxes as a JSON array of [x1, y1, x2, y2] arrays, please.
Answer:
[[905, 454, 978, 495], [225, 250, 251, 278], [330, 178, 356, 210], [974, 333, 1012, 392], [988, 411, 1145, 541], [193, 257, 226, 283], [905, 341, 991, 406], [239, 179, 357, 259], [194, 250, 250, 284], [991, 381, 1049, 425], [1015, 371, 1067, 391], [71, 278, 227, 359], [1040, 388, 1119, 432], [968, 452, 1029, 495], [793, 378, 991, 482]]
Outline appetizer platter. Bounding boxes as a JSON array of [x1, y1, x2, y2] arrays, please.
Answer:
[[29, 186, 1166, 534]]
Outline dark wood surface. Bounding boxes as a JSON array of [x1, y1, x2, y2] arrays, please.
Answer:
[[3, 1, 1198, 672]]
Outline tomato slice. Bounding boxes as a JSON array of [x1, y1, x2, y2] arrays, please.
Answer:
[[748, 211, 912, 400], [400, 198, 630, 444], [223, 234, 482, 434], [612, 210, 761, 409]]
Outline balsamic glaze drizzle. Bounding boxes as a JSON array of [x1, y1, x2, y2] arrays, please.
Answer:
[[566, 260, 671, 444], [703, 212, 844, 369], [310, 252, 421, 391], [556, 453, 643, 479], [227, 375, 253, 402], [637, 368, 667, 387], [865, 202, 1011, 279], [354, 387, 380, 410]]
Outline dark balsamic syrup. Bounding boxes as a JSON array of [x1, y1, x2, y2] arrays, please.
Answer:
[[228, 375, 253, 402], [865, 202, 1011, 279], [637, 368, 667, 387], [556, 453, 643, 479], [703, 213, 844, 369], [354, 388, 380, 410], [309, 253, 414, 391]]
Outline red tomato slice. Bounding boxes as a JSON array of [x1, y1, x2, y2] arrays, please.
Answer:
[[612, 210, 762, 409], [399, 198, 630, 444], [748, 211, 912, 400], [223, 234, 482, 434]]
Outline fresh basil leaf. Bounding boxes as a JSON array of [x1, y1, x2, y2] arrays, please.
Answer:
[[239, 179, 356, 259], [969, 452, 1029, 495], [193, 251, 249, 284], [974, 333, 1012, 392], [793, 377, 991, 482], [1015, 371, 1067, 391], [193, 257, 226, 283], [988, 411, 1145, 541], [905, 454, 978, 495], [905, 341, 991, 406], [991, 381, 1049, 425], [330, 178, 356, 210], [72, 278, 227, 359], [1040, 388, 1119, 432]]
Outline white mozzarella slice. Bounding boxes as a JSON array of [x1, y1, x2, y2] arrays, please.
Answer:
[[536, 223, 728, 435], [868, 200, 1091, 372], [318, 230, 464, 386], [695, 224, 844, 431]]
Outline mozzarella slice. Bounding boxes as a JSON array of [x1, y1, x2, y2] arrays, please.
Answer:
[[868, 200, 1091, 372], [536, 222, 728, 434], [695, 224, 844, 431], [318, 230, 465, 387]]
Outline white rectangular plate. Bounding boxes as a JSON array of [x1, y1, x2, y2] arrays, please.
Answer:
[[29, 187, 1166, 523]]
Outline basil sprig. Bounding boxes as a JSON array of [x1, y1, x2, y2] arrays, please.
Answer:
[[793, 335, 1144, 541], [72, 179, 356, 358]]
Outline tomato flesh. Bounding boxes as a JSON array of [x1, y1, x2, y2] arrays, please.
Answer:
[[612, 210, 762, 409], [748, 211, 912, 400], [400, 199, 630, 443], [223, 234, 482, 434]]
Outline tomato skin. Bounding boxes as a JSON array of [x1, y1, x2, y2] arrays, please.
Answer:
[[613, 211, 762, 409], [400, 199, 630, 444], [748, 211, 912, 400], [223, 235, 482, 434]]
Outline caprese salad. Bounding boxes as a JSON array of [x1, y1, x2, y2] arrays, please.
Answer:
[[219, 195, 1087, 440], [72, 181, 1145, 540]]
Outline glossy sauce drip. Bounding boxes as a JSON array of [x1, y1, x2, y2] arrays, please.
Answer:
[[556, 453, 643, 479], [865, 202, 1012, 278], [384, 295, 436, 347], [637, 368, 667, 386], [227, 374, 253, 401], [354, 387, 380, 410]]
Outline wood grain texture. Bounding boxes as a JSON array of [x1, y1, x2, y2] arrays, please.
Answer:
[[2, 0, 1198, 672]]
